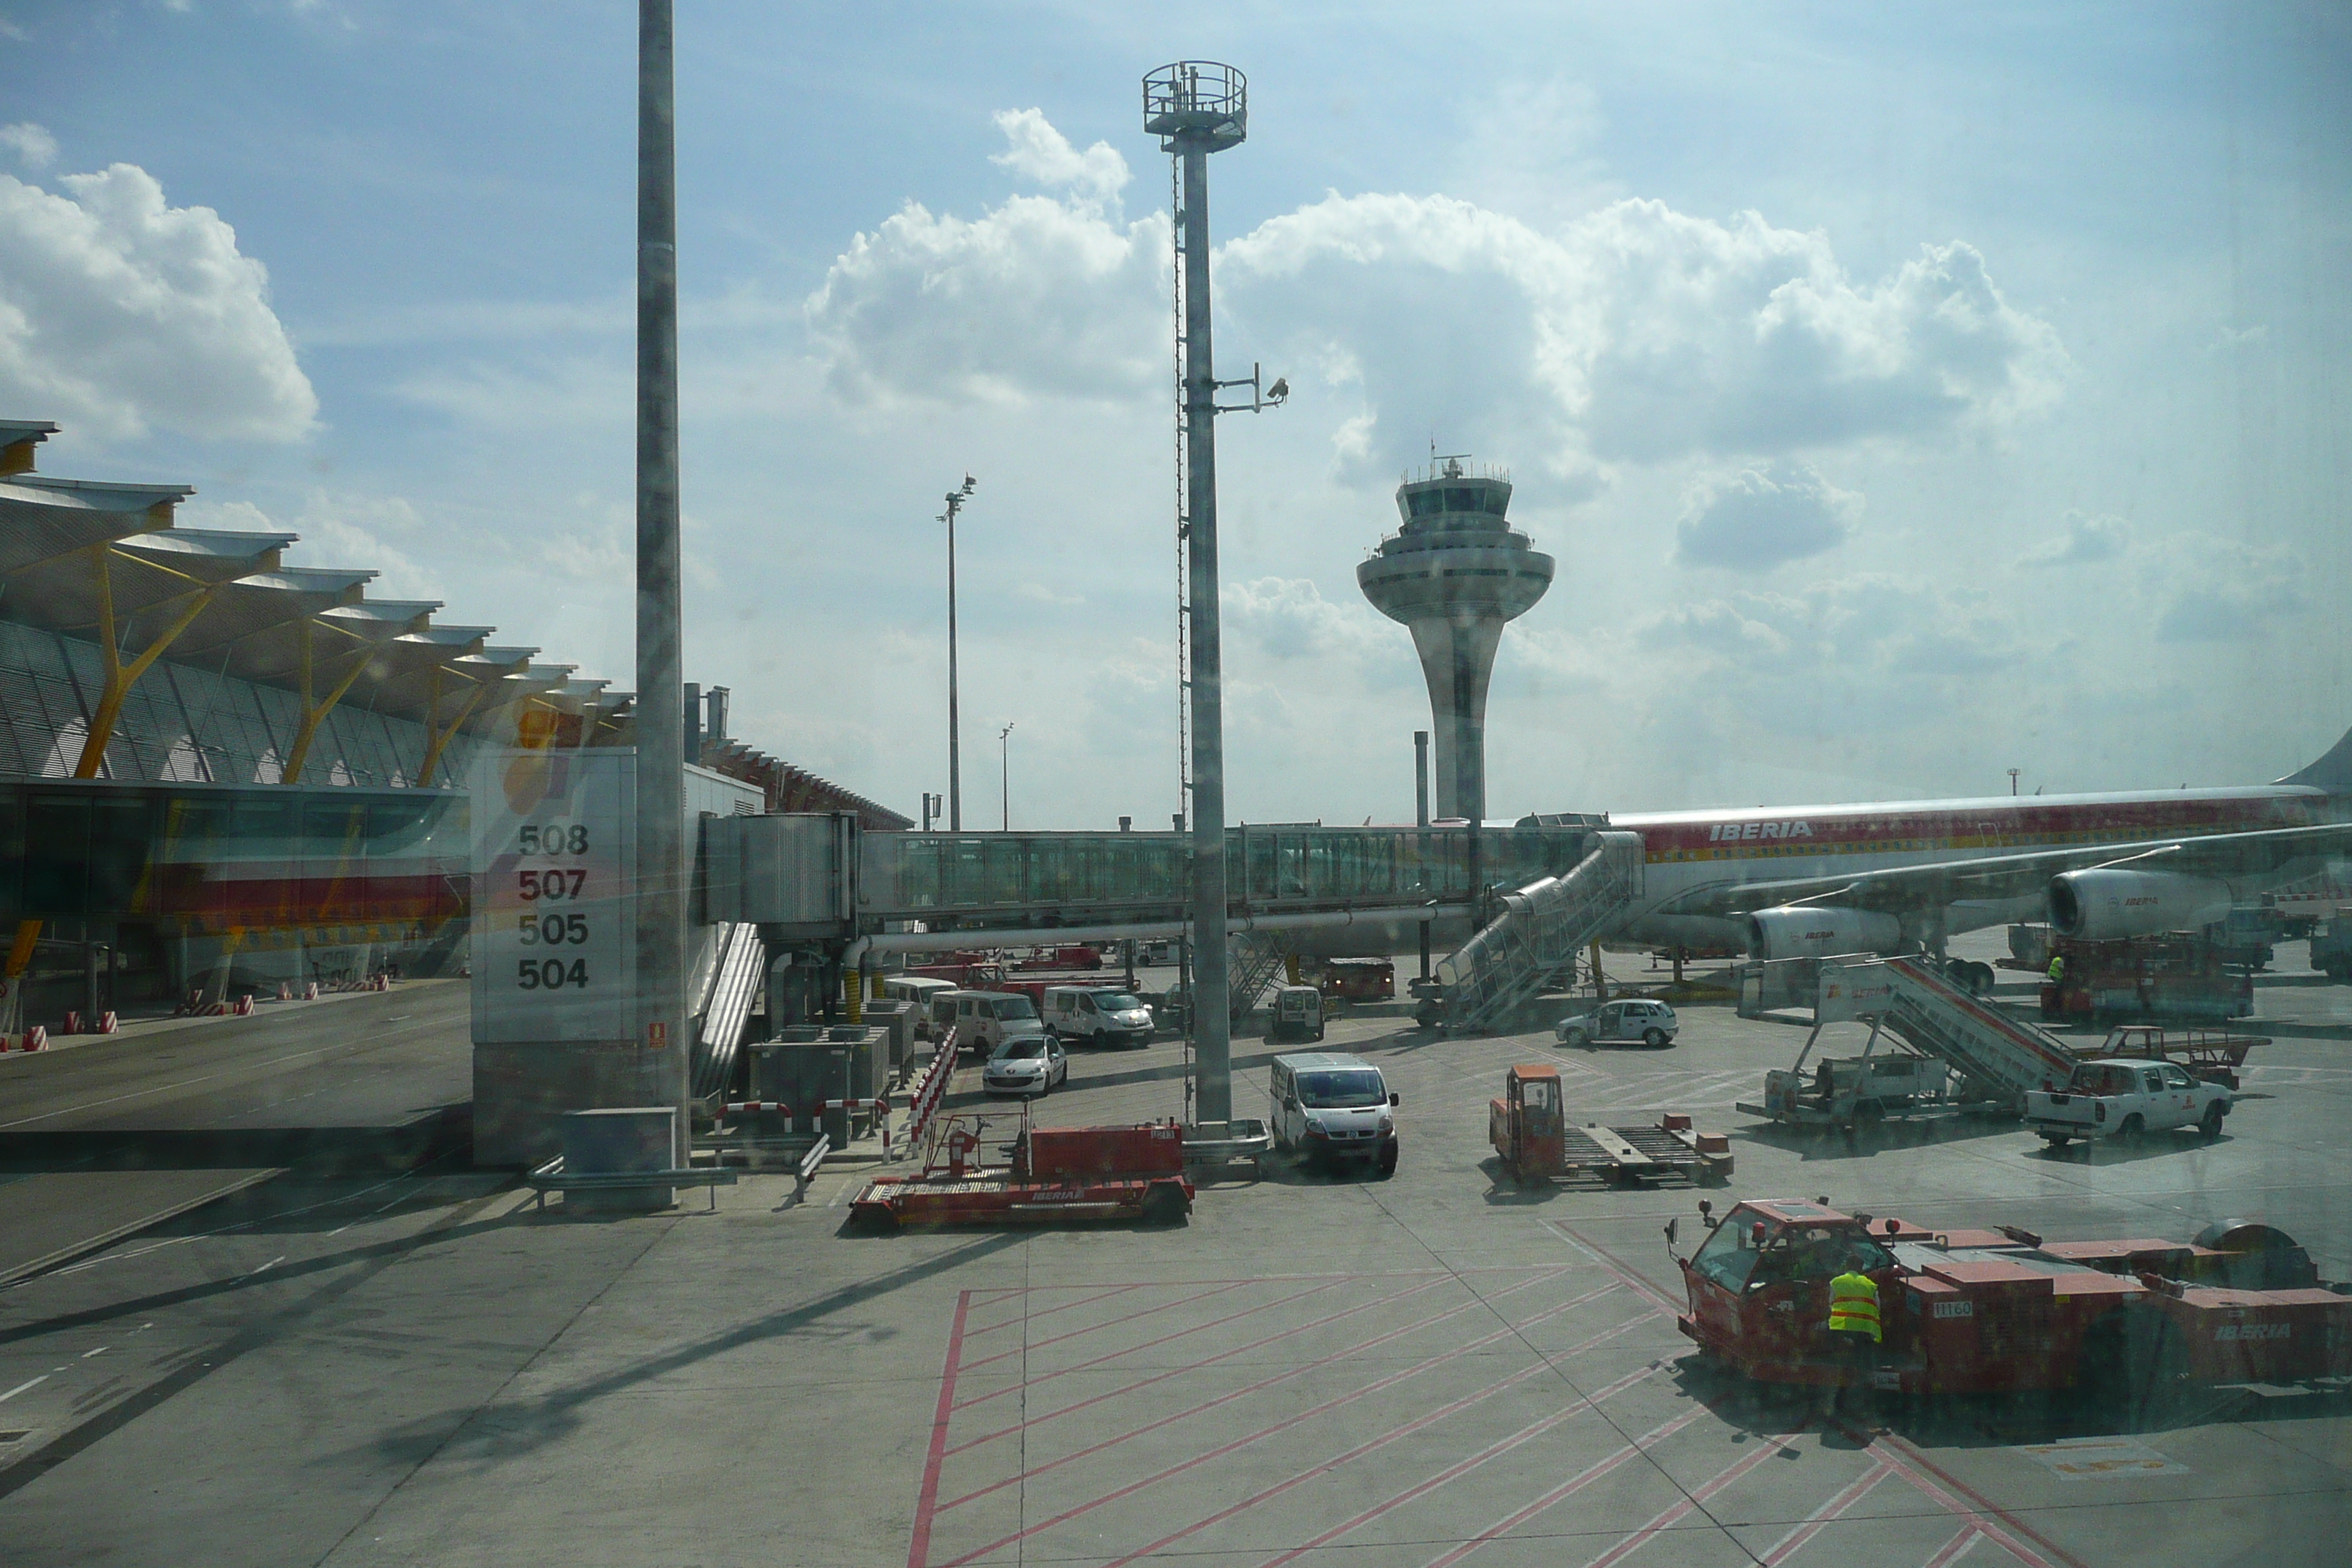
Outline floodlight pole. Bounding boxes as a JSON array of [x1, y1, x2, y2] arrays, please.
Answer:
[[944, 478, 975, 832], [635, 0, 689, 1160]]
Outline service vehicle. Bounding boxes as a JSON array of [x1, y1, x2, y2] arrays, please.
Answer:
[[932, 989, 1048, 1059], [1014, 944, 1104, 972], [1676, 1199, 2352, 1398], [2024, 1057, 2231, 1146], [850, 1116, 1193, 1229], [1316, 957, 1395, 1003], [1270, 1051, 1400, 1175], [981, 1033, 1067, 1096], [1490, 1064, 1731, 1187], [1746, 1048, 1986, 1133], [1267, 984, 1326, 1042], [2309, 914, 2352, 981], [1556, 998, 1679, 1048], [2037, 934, 2254, 1022], [884, 976, 957, 1036], [1044, 985, 1155, 1048]]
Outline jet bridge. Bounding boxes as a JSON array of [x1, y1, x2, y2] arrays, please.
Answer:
[[701, 814, 1598, 949]]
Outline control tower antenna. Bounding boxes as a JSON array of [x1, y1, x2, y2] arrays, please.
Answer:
[[1145, 61, 1283, 1125], [1358, 456, 1553, 824]]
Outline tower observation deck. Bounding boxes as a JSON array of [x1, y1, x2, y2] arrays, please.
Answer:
[[1357, 456, 1553, 823]]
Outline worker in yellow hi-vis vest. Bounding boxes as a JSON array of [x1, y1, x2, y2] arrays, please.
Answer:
[[1825, 1268, 1882, 1425]]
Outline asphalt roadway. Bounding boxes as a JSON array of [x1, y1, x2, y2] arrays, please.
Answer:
[[0, 945, 2346, 1567]]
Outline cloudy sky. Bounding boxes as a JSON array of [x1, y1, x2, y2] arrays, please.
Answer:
[[1, 1, 2345, 826]]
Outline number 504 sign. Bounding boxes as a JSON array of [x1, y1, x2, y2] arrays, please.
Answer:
[[470, 748, 637, 1043]]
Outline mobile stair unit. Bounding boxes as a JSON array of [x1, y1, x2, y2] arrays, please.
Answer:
[[1434, 832, 1645, 1035], [1741, 954, 2084, 1131]]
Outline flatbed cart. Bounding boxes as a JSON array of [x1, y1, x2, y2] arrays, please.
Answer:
[[1181, 1118, 1273, 1180], [850, 1114, 1194, 1230], [1740, 1011, 2007, 1134], [1490, 1065, 1733, 1188], [2087, 1024, 2266, 1090]]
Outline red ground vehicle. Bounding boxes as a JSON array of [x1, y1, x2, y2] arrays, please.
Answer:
[[908, 954, 1008, 987], [850, 1117, 1194, 1229], [1678, 1199, 2352, 1396], [1316, 958, 1395, 1003], [1013, 945, 1104, 972], [1490, 1065, 1732, 1187], [2034, 935, 2253, 1022]]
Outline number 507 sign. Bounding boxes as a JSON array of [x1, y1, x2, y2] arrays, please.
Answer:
[[470, 747, 637, 1043]]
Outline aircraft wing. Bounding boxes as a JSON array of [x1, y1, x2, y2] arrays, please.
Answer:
[[1651, 821, 2352, 920]]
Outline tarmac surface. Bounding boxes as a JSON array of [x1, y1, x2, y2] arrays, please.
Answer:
[[0, 941, 2346, 1567]]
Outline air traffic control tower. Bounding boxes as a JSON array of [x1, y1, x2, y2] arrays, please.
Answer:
[[1358, 456, 1553, 823]]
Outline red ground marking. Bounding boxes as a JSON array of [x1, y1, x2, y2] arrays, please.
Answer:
[[948, 1275, 1352, 1411], [1251, 1365, 1670, 1568], [960, 1283, 1142, 1337], [1074, 1313, 1666, 1568], [913, 1270, 1648, 1568], [1579, 1425, 1807, 1568], [905, 1289, 974, 1568], [1759, 1459, 1894, 1566], [1864, 1434, 2083, 1568], [939, 1272, 1484, 1478], [1920, 1526, 1984, 1567], [955, 1278, 1253, 1371], [1545, 1220, 1684, 1311], [1417, 1411, 1705, 1568]]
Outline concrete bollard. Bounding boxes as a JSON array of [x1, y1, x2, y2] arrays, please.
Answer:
[[97, 1011, 118, 1034], [233, 994, 255, 1017], [21, 1025, 47, 1052], [61, 1010, 82, 1036], [304, 981, 320, 1000]]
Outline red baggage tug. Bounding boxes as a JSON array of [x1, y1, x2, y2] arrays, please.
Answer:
[[1678, 1199, 2352, 1394], [850, 1115, 1194, 1229]]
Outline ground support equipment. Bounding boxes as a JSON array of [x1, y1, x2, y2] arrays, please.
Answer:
[[850, 1116, 1194, 1229], [1180, 1118, 1272, 1180], [1490, 1065, 1732, 1187]]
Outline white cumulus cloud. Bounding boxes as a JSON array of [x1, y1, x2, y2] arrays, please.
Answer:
[[1673, 460, 1860, 568], [806, 112, 2065, 488], [2019, 508, 2127, 566], [0, 122, 57, 170], [0, 163, 316, 442]]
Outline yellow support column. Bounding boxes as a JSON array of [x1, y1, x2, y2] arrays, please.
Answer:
[[414, 665, 486, 788], [281, 619, 372, 785]]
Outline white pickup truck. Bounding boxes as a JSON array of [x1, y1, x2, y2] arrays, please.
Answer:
[[2024, 1058, 2231, 1147]]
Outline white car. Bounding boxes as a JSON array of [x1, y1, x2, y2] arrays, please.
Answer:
[[981, 1035, 1067, 1097], [1556, 998, 1679, 1049]]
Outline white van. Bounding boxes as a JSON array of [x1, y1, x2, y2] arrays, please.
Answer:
[[1270, 1051, 1401, 1176], [1044, 985, 1155, 1049], [886, 976, 957, 1036], [932, 989, 1048, 1059]]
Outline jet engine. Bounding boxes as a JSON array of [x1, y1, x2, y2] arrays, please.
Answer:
[[2046, 869, 2234, 942], [1745, 907, 1904, 962]]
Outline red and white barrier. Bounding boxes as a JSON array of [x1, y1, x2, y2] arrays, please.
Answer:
[[61, 1010, 82, 1036], [233, 994, 255, 1017], [304, 982, 320, 1000], [19, 1025, 47, 1052], [897, 1030, 958, 1156], [97, 1011, 118, 1034]]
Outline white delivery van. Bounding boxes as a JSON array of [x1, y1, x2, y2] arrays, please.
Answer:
[[886, 976, 957, 1036], [1044, 985, 1156, 1049], [934, 990, 1049, 1059], [1270, 1051, 1401, 1176]]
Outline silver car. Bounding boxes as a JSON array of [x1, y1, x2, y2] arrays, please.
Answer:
[[1556, 998, 1679, 1049], [981, 1034, 1067, 1096]]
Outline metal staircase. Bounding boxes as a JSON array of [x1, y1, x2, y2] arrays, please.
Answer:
[[1437, 831, 1646, 1034], [1229, 930, 1289, 1028], [1855, 955, 2079, 1109], [690, 921, 766, 1100]]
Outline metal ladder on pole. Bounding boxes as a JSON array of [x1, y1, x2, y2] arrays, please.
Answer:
[[1438, 832, 1646, 1035]]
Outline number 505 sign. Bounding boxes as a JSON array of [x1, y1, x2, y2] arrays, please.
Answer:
[[470, 748, 636, 1043]]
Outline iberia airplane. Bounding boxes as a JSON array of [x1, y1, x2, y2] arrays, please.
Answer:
[[1596, 725, 2352, 966]]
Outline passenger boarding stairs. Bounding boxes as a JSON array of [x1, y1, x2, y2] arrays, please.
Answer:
[[1229, 931, 1289, 1028], [1850, 954, 2080, 1109], [690, 921, 766, 1100], [1437, 832, 1646, 1035]]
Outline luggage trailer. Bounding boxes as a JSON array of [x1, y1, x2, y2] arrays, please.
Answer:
[[849, 1115, 1194, 1229], [1491, 1065, 1735, 1188], [1677, 1199, 2352, 1395]]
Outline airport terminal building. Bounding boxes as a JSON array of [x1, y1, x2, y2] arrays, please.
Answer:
[[0, 419, 905, 1029]]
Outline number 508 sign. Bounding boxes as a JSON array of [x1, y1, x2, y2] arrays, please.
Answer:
[[470, 749, 636, 1043]]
